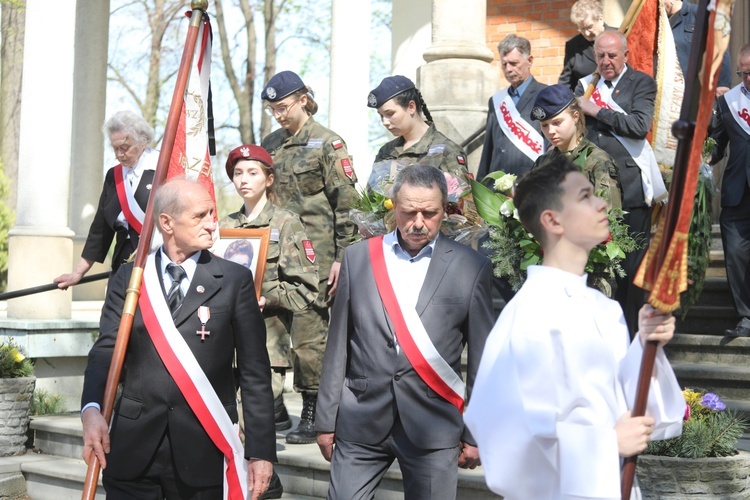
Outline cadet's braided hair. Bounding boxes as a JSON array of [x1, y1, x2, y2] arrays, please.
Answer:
[[393, 88, 433, 122], [290, 86, 318, 115]]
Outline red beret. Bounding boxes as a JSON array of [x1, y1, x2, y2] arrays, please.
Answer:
[[225, 144, 273, 179]]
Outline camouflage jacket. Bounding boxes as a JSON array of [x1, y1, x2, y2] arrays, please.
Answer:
[[261, 117, 359, 275], [533, 137, 622, 209], [220, 202, 319, 314], [374, 123, 471, 182]]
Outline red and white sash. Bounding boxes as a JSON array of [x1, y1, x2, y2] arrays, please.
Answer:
[[582, 74, 668, 205], [368, 236, 466, 413], [113, 166, 146, 234], [725, 84, 750, 136], [139, 253, 248, 500], [492, 88, 544, 163]]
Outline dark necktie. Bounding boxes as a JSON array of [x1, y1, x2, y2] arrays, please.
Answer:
[[166, 263, 186, 318], [604, 80, 613, 88]]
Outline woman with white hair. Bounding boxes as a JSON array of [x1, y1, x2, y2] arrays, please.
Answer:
[[55, 110, 158, 289], [559, 0, 609, 92]]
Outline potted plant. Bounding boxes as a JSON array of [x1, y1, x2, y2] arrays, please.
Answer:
[[637, 389, 750, 498], [0, 337, 35, 456]]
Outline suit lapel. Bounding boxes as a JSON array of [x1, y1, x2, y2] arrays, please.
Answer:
[[415, 236, 453, 316], [174, 250, 222, 327], [516, 78, 539, 113]]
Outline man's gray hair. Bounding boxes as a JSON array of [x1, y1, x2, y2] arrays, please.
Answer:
[[497, 34, 531, 58], [595, 29, 628, 52], [153, 176, 191, 225], [103, 110, 155, 146], [391, 164, 448, 206]]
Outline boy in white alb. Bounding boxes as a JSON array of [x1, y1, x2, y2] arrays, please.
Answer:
[[464, 157, 684, 499]]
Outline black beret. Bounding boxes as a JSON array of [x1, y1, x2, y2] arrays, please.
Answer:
[[531, 84, 576, 121], [367, 75, 415, 108], [261, 71, 306, 102]]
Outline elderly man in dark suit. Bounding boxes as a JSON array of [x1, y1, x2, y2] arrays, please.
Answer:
[[576, 29, 667, 335], [81, 178, 277, 499], [711, 43, 750, 337], [315, 164, 495, 499], [477, 34, 547, 180]]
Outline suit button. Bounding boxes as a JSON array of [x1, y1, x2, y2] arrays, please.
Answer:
[[394, 374, 401, 381], [387, 340, 394, 348], [168, 404, 175, 411]]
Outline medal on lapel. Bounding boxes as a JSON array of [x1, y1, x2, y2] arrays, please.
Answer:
[[196, 306, 211, 341]]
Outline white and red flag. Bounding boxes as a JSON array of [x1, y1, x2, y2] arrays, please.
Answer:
[[168, 11, 216, 209]]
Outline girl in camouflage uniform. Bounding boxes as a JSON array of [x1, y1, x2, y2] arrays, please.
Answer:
[[220, 144, 319, 435], [530, 84, 622, 208], [260, 71, 359, 445], [368, 75, 471, 183]]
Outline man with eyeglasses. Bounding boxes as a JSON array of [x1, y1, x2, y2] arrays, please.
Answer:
[[710, 44, 750, 337], [665, 0, 732, 96]]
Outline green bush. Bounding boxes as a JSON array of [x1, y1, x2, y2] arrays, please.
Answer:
[[31, 388, 65, 416], [0, 338, 34, 378]]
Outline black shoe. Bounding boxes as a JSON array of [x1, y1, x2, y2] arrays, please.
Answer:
[[725, 325, 750, 337], [274, 395, 292, 431], [286, 392, 317, 444], [260, 470, 283, 499]]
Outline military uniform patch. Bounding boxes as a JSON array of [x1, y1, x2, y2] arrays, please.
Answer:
[[341, 158, 354, 180], [305, 138, 324, 149], [427, 144, 446, 155], [302, 240, 316, 263], [457, 155, 466, 165], [332, 139, 344, 150]]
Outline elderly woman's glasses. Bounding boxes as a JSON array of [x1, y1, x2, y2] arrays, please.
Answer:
[[264, 99, 299, 117]]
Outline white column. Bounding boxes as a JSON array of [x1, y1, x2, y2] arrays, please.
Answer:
[[70, 0, 110, 300], [417, 0, 500, 176], [391, 0, 432, 82], [329, 0, 372, 187], [7, 0, 78, 318]]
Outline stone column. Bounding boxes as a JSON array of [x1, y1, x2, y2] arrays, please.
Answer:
[[417, 0, 500, 176], [391, 0, 432, 82], [69, 0, 110, 300], [329, 0, 372, 186], [7, 0, 109, 317]]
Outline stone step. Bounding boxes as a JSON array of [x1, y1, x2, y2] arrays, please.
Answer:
[[665, 333, 750, 366], [681, 277, 733, 308], [675, 305, 739, 335], [671, 362, 750, 403]]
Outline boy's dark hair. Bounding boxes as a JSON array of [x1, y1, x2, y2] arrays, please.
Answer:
[[514, 157, 580, 244]]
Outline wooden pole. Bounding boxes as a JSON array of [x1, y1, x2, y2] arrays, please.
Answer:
[[619, 1, 716, 497], [80, 2, 209, 498]]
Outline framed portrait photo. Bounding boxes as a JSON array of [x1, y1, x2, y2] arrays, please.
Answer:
[[212, 228, 271, 300]]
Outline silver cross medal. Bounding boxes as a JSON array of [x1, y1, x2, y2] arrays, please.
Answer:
[[196, 306, 210, 341]]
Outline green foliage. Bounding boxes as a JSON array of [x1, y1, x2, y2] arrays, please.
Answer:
[[471, 172, 642, 296], [31, 389, 65, 416], [0, 162, 15, 291], [647, 388, 749, 458], [679, 144, 716, 319], [0, 338, 34, 378]]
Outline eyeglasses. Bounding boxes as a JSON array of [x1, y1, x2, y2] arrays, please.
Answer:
[[264, 99, 299, 117], [737, 70, 750, 79]]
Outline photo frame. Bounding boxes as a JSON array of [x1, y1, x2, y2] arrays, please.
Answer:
[[212, 228, 271, 300]]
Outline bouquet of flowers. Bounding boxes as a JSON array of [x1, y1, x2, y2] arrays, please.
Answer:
[[350, 159, 487, 244], [471, 170, 642, 296], [646, 389, 748, 458]]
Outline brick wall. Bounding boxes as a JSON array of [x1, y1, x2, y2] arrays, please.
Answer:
[[486, 1, 577, 85]]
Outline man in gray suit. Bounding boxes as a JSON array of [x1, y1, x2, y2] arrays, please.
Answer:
[[477, 34, 547, 179], [315, 164, 495, 499]]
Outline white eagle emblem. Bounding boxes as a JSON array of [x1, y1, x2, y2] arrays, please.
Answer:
[[240, 146, 250, 157], [266, 87, 277, 100], [367, 93, 378, 107]]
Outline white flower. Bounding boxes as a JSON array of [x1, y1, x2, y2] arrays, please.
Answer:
[[494, 174, 517, 193], [500, 199, 514, 218]]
